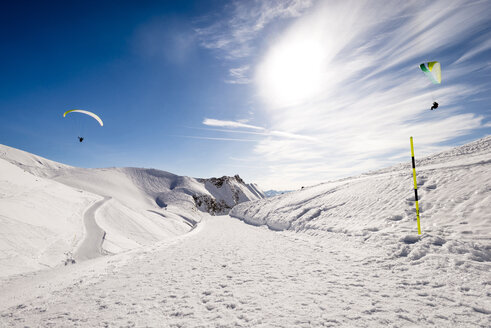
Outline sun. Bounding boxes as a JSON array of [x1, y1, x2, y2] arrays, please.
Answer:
[[257, 35, 327, 109]]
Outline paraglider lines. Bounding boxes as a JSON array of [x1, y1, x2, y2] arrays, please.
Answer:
[[410, 137, 422, 235]]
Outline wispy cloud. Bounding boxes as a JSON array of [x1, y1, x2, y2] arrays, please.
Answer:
[[195, 0, 313, 84], [225, 65, 252, 84], [455, 31, 491, 63], [202, 118, 317, 141], [174, 135, 259, 142], [132, 17, 196, 64], [203, 118, 264, 130], [195, 0, 313, 59]]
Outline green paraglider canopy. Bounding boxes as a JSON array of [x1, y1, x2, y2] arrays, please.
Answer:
[[419, 61, 441, 84]]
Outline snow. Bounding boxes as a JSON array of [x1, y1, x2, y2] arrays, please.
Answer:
[[0, 144, 261, 278], [0, 157, 98, 276], [0, 136, 490, 327], [231, 136, 491, 242], [201, 176, 262, 209]]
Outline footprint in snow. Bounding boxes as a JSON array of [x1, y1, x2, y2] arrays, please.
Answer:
[[425, 183, 437, 190], [387, 215, 403, 221], [400, 235, 421, 244]]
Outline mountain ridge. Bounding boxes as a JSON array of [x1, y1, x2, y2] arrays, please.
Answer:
[[0, 143, 264, 276]]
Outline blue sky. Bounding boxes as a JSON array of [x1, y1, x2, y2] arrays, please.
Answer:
[[1, 0, 490, 190]]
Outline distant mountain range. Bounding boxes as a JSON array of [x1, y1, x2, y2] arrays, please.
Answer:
[[264, 190, 292, 197]]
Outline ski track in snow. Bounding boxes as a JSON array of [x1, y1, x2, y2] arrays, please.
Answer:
[[74, 196, 111, 262], [0, 215, 489, 327]]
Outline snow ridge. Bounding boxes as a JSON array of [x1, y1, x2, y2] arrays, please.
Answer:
[[0, 144, 263, 277], [231, 135, 491, 262]]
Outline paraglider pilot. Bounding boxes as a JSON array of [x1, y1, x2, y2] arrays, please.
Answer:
[[430, 102, 438, 110], [78, 136, 84, 142]]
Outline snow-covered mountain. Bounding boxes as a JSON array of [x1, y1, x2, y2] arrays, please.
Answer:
[[263, 189, 292, 197], [195, 175, 265, 214], [0, 144, 263, 277], [0, 137, 489, 328]]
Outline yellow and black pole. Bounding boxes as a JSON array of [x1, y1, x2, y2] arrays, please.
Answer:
[[410, 137, 422, 235]]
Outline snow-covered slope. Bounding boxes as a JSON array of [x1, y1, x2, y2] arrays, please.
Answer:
[[0, 137, 489, 327], [0, 144, 263, 277], [231, 135, 491, 261], [0, 157, 98, 277]]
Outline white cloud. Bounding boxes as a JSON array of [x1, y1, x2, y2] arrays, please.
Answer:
[[454, 31, 491, 63], [175, 135, 259, 142], [225, 65, 252, 84], [201, 118, 317, 141], [195, 0, 313, 59], [203, 118, 264, 130]]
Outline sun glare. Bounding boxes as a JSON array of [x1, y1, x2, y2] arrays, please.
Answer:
[[257, 35, 327, 109]]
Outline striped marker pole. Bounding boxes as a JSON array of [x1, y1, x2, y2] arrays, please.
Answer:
[[410, 137, 422, 235]]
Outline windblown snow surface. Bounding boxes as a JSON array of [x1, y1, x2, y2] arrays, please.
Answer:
[[0, 136, 490, 327]]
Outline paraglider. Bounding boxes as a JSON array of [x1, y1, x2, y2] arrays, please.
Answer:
[[419, 61, 441, 110], [63, 109, 103, 126], [63, 109, 103, 142], [419, 61, 441, 84]]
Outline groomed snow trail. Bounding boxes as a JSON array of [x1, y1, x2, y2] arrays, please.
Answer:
[[1, 215, 488, 327], [74, 197, 110, 261]]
